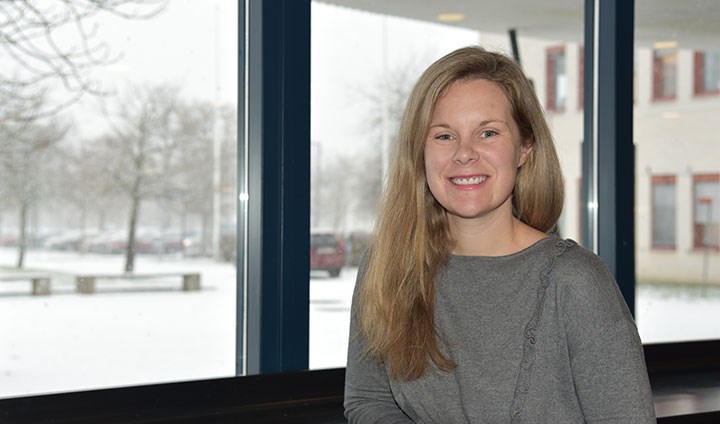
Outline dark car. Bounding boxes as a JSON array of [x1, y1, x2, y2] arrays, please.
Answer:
[[310, 232, 346, 277]]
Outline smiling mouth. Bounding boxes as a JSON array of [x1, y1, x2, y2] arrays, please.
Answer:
[[450, 176, 487, 185]]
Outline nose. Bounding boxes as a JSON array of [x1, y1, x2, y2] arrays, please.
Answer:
[[452, 138, 478, 164]]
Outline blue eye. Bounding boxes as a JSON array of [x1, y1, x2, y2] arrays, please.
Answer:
[[480, 130, 498, 138], [435, 134, 453, 141]]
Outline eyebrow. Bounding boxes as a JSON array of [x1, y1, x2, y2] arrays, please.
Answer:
[[428, 119, 509, 129]]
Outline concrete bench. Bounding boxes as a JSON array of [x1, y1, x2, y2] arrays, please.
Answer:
[[0, 274, 52, 295], [75, 272, 201, 294]]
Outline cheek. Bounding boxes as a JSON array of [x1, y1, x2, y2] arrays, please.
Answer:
[[424, 145, 448, 172], [496, 145, 524, 170], [423, 152, 444, 195], [423, 149, 436, 176]]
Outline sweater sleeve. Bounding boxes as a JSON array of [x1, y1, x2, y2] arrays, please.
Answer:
[[343, 259, 414, 423], [557, 247, 656, 423]]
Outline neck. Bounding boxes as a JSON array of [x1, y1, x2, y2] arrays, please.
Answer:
[[448, 214, 547, 257]]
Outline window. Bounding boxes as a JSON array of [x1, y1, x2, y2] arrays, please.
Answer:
[[693, 174, 720, 250], [546, 46, 567, 112], [694, 51, 720, 96], [636, 0, 720, 344], [1, 1, 719, 422], [3, 0, 719, 412], [652, 47, 677, 101], [578, 45, 584, 110], [651, 175, 676, 249], [633, 55, 638, 104], [1, 1, 239, 398]]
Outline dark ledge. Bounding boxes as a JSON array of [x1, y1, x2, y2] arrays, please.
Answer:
[[0, 369, 347, 424], [1, 340, 719, 423]]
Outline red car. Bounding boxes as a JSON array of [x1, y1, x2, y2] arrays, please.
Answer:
[[310, 232, 346, 277]]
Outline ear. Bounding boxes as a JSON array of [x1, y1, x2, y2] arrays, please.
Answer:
[[517, 139, 533, 168]]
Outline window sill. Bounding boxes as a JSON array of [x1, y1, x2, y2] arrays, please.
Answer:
[[1, 341, 719, 423]]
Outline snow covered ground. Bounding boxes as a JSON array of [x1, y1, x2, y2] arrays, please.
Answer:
[[1, 247, 718, 399], [0, 247, 356, 399]]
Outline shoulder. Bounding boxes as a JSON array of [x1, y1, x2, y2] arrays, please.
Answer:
[[547, 239, 634, 323], [549, 239, 614, 285]]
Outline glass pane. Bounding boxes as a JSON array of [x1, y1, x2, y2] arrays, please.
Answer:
[[635, 0, 720, 343], [699, 51, 720, 93], [0, 0, 239, 397], [547, 47, 568, 112], [310, 0, 583, 369], [651, 176, 677, 248], [693, 176, 720, 248], [653, 47, 678, 100]]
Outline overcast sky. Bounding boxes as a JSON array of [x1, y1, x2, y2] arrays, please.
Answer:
[[93, 0, 239, 105], [29, 0, 240, 140]]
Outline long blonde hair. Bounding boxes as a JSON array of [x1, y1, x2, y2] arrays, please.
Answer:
[[358, 46, 564, 381]]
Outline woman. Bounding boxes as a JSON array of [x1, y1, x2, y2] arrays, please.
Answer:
[[344, 46, 655, 423]]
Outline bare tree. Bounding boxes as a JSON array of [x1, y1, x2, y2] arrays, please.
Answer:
[[357, 61, 420, 147], [44, 140, 123, 241], [0, 0, 167, 117], [168, 101, 237, 259], [315, 155, 357, 232], [34, 93, 237, 265], [169, 101, 214, 254], [99, 83, 179, 272], [0, 93, 69, 267], [333, 57, 427, 229]]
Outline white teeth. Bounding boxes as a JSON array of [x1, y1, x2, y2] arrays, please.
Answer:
[[451, 176, 487, 185]]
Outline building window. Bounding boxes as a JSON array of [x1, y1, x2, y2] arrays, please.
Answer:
[[546, 46, 566, 112], [694, 51, 720, 96], [652, 47, 677, 101], [651, 175, 676, 249], [693, 174, 720, 250], [633, 55, 638, 104], [578, 45, 584, 110]]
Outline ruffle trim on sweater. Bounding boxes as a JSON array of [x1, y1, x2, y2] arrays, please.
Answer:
[[509, 238, 575, 423]]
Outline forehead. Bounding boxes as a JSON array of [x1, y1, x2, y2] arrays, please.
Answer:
[[435, 78, 510, 108], [432, 78, 513, 117]]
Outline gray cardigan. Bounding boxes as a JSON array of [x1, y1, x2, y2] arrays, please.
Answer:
[[344, 238, 656, 423]]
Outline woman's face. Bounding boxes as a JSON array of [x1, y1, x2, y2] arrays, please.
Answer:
[[424, 78, 531, 226]]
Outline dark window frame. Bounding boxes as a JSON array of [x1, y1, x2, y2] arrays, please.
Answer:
[[243, 0, 311, 375], [583, 0, 636, 310]]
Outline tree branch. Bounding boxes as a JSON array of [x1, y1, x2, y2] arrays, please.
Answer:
[[0, 0, 168, 117]]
